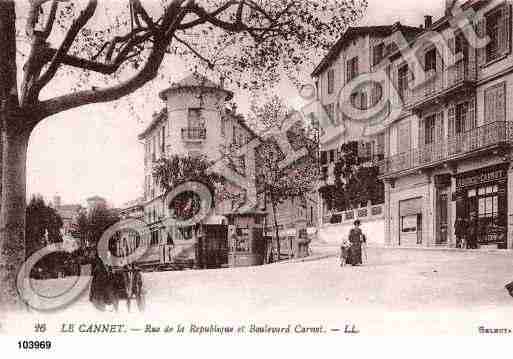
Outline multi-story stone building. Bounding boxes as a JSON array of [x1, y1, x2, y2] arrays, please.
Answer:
[[312, 23, 422, 244], [314, 0, 513, 250], [131, 72, 318, 266], [136, 72, 262, 266]]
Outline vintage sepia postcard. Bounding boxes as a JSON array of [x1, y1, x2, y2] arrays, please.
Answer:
[[1, 0, 513, 354]]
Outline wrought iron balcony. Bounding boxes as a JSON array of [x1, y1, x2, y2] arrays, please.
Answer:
[[383, 121, 513, 176], [181, 127, 206, 141], [400, 59, 477, 109]]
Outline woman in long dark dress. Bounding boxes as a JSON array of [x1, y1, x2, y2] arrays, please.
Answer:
[[89, 254, 114, 311], [348, 220, 364, 266]]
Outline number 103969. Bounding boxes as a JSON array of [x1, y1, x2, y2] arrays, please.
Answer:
[[18, 340, 52, 350]]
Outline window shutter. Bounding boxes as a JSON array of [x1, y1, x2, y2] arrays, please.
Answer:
[[499, 4, 511, 56], [435, 111, 444, 143], [361, 92, 368, 110], [346, 61, 351, 82], [448, 36, 456, 85], [436, 49, 443, 73], [392, 65, 399, 105], [355, 58, 359, 77], [484, 87, 495, 124], [475, 17, 486, 66], [468, 98, 476, 129], [418, 118, 425, 147], [408, 63, 415, 82], [496, 82, 506, 122], [371, 83, 378, 107], [448, 104, 456, 137]]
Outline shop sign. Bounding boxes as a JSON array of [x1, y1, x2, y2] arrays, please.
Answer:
[[456, 166, 507, 189]]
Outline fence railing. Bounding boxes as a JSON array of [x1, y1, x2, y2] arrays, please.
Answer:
[[384, 121, 513, 174], [323, 204, 384, 225], [181, 127, 206, 140], [400, 58, 477, 107]]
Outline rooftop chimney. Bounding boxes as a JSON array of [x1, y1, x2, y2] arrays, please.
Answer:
[[424, 15, 433, 29], [53, 195, 61, 208]]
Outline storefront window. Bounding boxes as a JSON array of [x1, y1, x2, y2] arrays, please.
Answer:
[[234, 227, 250, 252], [401, 215, 417, 232]]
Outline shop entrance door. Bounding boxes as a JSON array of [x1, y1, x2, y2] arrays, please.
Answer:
[[465, 184, 507, 248], [436, 191, 448, 245]]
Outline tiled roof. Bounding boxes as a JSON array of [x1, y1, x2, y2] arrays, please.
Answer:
[[311, 24, 422, 77], [158, 72, 233, 101], [138, 108, 167, 140]]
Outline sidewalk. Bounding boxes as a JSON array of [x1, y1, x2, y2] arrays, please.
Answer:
[[311, 241, 513, 255]]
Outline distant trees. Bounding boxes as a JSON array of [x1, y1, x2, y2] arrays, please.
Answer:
[[318, 141, 384, 214], [250, 96, 318, 261], [76, 205, 120, 249], [25, 195, 63, 259]]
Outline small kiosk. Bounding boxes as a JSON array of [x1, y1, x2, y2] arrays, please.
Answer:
[[225, 211, 267, 267]]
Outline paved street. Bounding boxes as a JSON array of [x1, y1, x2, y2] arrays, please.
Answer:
[[5, 246, 513, 335]]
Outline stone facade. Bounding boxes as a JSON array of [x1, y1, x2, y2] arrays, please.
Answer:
[[312, 23, 422, 243], [315, 0, 513, 249]]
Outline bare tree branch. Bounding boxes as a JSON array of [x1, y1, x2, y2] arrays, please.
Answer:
[[41, 0, 58, 39], [131, 0, 156, 32], [173, 35, 214, 69], [37, 0, 189, 118], [177, 0, 236, 30], [35, 0, 98, 93]]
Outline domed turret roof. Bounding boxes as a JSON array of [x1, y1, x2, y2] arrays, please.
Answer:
[[159, 72, 233, 101]]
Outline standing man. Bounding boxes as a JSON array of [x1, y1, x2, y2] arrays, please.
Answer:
[[467, 215, 478, 249]]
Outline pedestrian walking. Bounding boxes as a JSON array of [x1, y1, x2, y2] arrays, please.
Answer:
[[348, 220, 365, 266], [454, 216, 467, 249], [467, 215, 479, 249], [89, 253, 116, 311]]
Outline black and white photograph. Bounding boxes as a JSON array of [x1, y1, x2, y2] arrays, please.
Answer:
[[1, 0, 513, 351]]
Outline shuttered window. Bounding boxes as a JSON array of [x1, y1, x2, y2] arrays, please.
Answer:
[[373, 43, 385, 66], [484, 82, 506, 124], [325, 103, 335, 122], [477, 4, 511, 65], [398, 64, 409, 99], [424, 114, 436, 145], [346, 57, 359, 81], [425, 48, 437, 72], [327, 68, 335, 94], [398, 121, 411, 153], [370, 82, 382, 107]]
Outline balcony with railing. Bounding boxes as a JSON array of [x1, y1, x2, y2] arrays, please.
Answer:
[[383, 121, 513, 176], [401, 58, 477, 110], [181, 127, 206, 141]]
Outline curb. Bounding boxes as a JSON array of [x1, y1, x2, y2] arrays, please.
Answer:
[[311, 244, 513, 255], [274, 252, 337, 265]]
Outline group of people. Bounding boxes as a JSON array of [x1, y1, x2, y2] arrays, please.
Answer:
[[340, 220, 367, 266], [454, 216, 479, 249]]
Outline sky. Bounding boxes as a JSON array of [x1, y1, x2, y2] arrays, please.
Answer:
[[26, 0, 443, 208]]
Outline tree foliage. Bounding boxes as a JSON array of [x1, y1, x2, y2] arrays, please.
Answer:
[[0, 0, 368, 310], [319, 141, 384, 213], [25, 195, 63, 258], [76, 204, 120, 248], [153, 154, 224, 193], [250, 97, 318, 260]]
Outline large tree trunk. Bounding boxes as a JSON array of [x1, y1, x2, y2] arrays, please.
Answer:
[[0, 126, 31, 312]]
